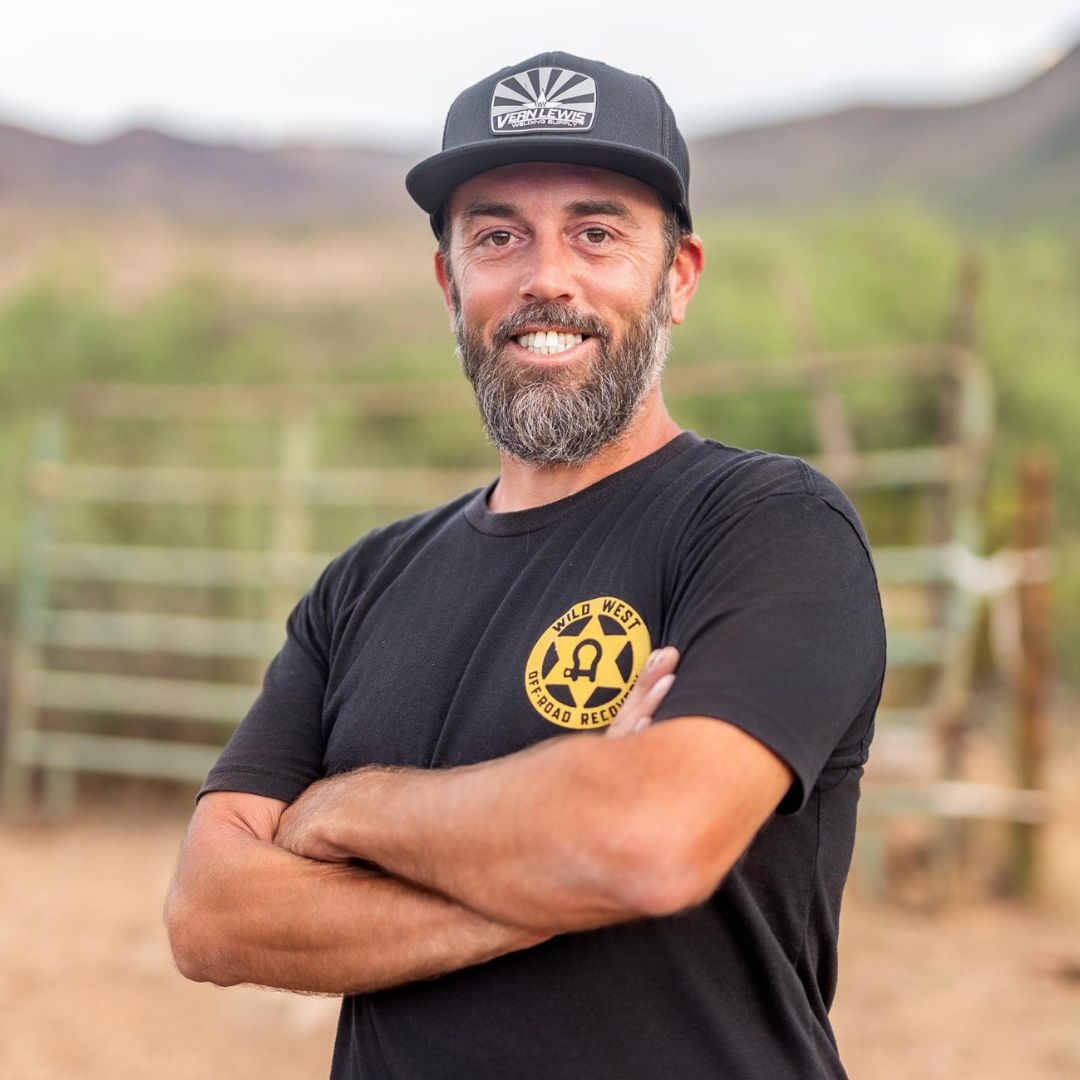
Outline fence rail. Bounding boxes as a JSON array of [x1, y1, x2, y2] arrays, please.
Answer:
[[2, 343, 1051, 900]]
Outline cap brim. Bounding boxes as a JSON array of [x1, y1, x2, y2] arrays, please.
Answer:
[[405, 138, 690, 234]]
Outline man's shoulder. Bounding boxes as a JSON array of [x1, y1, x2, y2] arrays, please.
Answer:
[[675, 439, 871, 549], [677, 439, 814, 514], [311, 486, 482, 596], [691, 439, 811, 492]]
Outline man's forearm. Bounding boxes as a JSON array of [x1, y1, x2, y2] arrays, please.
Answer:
[[166, 797, 547, 994], [274, 653, 684, 933], [278, 732, 677, 933]]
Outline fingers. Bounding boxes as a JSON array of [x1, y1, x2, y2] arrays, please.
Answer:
[[605, 646, 680, 739], [632, 672, 675, 731], [606, 671, 675, 739], [644, 645, 680, 679]]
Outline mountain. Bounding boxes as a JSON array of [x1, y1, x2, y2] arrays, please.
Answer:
[[1, 43, 1078, 226], [689, 42, 1080, 220], [0, 122, 416, 226]]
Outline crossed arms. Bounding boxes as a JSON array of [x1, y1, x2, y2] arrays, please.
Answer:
[[164, 648, 794, 995]]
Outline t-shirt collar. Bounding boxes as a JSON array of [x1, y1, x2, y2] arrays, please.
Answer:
[[463, 429, 702, 537]]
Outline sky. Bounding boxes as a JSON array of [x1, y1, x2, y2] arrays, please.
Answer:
[[2, 0, 1078, 150]]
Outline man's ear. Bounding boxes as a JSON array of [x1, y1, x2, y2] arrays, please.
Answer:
[[434, 248, 455, 325], [668, 234, 704, 325]]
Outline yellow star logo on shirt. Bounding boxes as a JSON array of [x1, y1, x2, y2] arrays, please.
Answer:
[[524, 597, 651, 729]]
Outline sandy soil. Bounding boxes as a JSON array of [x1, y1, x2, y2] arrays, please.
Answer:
[[1, 786, 1076, 1080], [4, 659, 1076, 1080]]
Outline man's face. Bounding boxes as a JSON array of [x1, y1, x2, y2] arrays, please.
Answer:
[[436, 162, 683, 466]]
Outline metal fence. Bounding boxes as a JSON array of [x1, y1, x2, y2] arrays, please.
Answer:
[[1, 346, 1051, 897]]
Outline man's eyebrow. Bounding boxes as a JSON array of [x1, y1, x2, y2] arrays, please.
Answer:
[[564, 199, 638, 223], [459, 201, 521, 225], [458, 198, 641, 227]]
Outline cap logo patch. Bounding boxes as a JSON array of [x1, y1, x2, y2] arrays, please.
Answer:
[[490, 66, 597, 135]]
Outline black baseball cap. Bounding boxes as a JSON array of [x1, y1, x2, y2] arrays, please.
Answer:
[[406, 51, 692, 238]]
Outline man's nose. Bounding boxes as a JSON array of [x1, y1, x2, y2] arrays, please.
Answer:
[[518, 235, 575, 304]]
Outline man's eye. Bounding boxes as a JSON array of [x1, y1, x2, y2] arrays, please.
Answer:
[[485, 231, 513, 247], [583, 228, 610, 245]]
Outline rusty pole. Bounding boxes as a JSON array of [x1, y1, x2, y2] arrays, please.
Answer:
[[1009, 447, 1055, 897]]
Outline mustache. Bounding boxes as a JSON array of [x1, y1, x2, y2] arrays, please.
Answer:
[[490, 303, 611, 351]]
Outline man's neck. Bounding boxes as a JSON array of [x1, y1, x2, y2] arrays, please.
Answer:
[[486, 393, 683, 514]]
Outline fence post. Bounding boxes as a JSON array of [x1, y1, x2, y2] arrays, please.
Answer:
[[1008, 448, 1054, 897], [2, 412, 66, 814]]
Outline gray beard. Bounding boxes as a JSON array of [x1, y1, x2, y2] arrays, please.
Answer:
[[451, 274, 672, 466]]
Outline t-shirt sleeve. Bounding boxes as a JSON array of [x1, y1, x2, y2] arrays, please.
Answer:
[[652, 490, 886, 815], [195, 556, 340, 805]]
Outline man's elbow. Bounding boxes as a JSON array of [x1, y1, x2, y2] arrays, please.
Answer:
[[594, 818, 727, 919], [611, 847, 723, 918], [164, 887, 240, 987]]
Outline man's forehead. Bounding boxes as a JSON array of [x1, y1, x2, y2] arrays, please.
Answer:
[[447, 162, 665, 224]]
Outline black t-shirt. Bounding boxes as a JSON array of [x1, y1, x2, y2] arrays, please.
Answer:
[[199, 430, 886, 1080]]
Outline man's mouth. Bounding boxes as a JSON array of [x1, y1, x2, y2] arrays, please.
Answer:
[[513, 330, 588, 356]]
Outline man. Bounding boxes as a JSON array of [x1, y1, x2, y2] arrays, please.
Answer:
[[166, 52, 886, 1080]]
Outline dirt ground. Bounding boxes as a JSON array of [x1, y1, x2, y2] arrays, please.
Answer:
[[2, 737, 1078, 1080]]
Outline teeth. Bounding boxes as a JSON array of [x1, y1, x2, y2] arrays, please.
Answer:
[[514, 331, 585, 356]]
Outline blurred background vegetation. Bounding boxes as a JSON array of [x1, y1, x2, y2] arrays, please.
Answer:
[[3, 199, 1077, 678]]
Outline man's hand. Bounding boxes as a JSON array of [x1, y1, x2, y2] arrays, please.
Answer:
[[604, 646, 678, 739], [275, 771, 372, 864], [275, 647, 679, 863]]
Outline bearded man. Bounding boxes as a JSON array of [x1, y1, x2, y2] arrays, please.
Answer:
[[166, 52, 886, 1080]]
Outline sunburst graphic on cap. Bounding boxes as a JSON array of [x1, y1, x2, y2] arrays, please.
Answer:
[[490, 67, 597, 134]]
